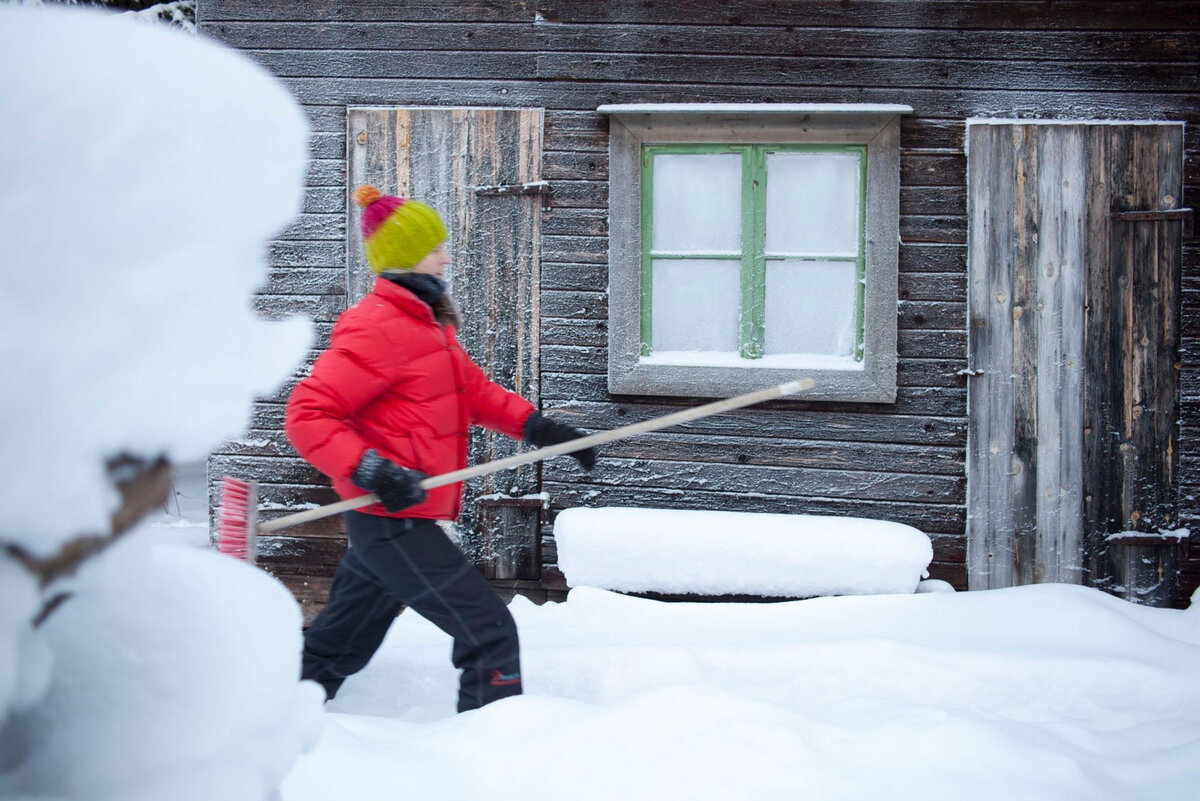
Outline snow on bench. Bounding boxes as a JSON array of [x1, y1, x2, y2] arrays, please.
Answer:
[[554, 507, 934, 598]]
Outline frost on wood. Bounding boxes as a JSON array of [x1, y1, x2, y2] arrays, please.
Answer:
[[554, 507, 932, 597]]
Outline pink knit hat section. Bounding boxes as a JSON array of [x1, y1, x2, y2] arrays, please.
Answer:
[[359, 193, 404, 239]]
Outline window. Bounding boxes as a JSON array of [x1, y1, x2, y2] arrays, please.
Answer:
[[602, 104, 909, 401]]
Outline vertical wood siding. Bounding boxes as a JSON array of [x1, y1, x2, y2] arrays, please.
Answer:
[[967, 123, 1182, 597], [199, 0, 1200, 606], [346, 106, 544, 548]]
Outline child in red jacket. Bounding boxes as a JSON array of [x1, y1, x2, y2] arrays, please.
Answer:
[[286, 185, 594, 712]]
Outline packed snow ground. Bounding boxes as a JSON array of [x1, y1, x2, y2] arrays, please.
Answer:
[[144, 459, 1200, 801], [292, 574, 1200, 801]]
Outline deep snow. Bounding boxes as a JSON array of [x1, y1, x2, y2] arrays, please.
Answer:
[[1, 6, 1198, 801], [292, 580, 1200, 801], [0, 6, 321, 800]]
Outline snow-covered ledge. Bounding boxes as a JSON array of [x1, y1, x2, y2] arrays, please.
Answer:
[[601, 102, 909, 401], [555, 507, 933, 597]]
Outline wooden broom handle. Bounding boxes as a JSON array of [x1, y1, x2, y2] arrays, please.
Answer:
[[257, 377, 814, 534]]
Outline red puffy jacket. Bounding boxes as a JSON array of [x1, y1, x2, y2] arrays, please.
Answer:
[[285, 277, 535, 520]]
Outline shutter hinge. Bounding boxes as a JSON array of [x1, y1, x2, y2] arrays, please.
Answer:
[[1110, 208, 1193, 237], [473, 180, 552, 210]]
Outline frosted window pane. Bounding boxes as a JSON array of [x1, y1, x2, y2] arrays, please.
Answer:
[[651, 259, 741, 352], [652, 153, 742, 252], [765, 152, 861, 254], [764, 260, 858, 356]]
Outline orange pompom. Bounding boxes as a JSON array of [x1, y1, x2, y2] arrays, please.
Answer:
[[353, 184, 382, 208]]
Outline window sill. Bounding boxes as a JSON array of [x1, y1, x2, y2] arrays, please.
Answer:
[[640, 352, 864, 371], [609, 359, 895, 403]]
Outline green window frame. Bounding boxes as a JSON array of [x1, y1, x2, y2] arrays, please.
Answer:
[[639, 143, 868, 361], [600, 103, 906, 402]]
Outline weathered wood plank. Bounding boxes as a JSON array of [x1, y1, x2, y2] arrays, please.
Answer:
[[308, 131, 344, 160], [209, 454, 326, 485], [898, 329, 968, 360], [899, 272, 967, 302], [901, 243, 966, 274], [206, 22, 1200, 63], [544, 180, 607, 210], [252, 293, 343, 322], [212, 429, 295, 458], [535, 52, 1200, 93], [275, 213, 344, 241], [533, 1, 1200, 30], [544, 149, 609, 181], [256, 533, 346, 576], [1034, 124, 1087, 586], [200, 0, 535, 23], [593, 431, 965, 476], [967, 123, 1017, 589], [542, 207, 608, 238], [900, 215, 967, 244], [902, 118, 965, 152], [274, 78, 1200, 120], [540, 399, 968, 447], [262, 267, 345, 296], [542, 482, 966, 535], [541, 289, 606, 319], [1007, 123, 1040, 586], [303, 186, 345, 213], [269, 240, 344, 268], [250, 49, 537, 80], [300, 104, 346, 134], [541, 261, 608, 292], [898, 300, 967, 330], [902, 154, 966, 187], [305, 158, 344, 186], [541, 317, 608, 347], [901, 186, 967, 217], [1083, 125, 1184, 600]]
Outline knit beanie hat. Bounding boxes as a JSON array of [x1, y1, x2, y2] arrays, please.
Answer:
[[353, 185, 447, 274]]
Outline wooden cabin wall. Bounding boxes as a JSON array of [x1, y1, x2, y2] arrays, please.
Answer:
[[198, 0, 1200, 609]]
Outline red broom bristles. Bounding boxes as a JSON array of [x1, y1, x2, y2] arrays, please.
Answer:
[[217, 476, 252, 560]]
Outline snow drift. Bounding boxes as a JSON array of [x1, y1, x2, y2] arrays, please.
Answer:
[[0, 5, 320, 800]]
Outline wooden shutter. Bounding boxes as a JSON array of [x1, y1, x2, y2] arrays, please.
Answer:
[[966, 122, 1185, 602], [347, 107, 543, 540]]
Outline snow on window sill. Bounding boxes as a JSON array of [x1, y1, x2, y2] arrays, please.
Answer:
[[640, 351, 864, 371]]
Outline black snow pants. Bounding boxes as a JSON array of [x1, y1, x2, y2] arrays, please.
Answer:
[[301, 511, 522, 713]]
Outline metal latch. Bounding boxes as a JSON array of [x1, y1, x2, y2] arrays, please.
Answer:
[[473, 180, 551, 210], [1110, 207, 1194, 237]]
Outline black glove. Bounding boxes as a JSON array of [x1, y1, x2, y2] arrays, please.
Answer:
[[351, 450, 429, 513], [523, 411, 596, 470]]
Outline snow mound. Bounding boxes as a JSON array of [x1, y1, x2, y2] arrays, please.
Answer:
[[0, 536, 325, 801], [554, 507, 933, 596], [290, 583, 1200, 801], [0, 3, 312, 555]]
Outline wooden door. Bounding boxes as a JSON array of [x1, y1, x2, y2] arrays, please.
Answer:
[[966, 122, 1184, 600], [347, 107, 543, 545]]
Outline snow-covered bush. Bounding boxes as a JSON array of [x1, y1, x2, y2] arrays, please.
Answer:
[[0, 5, 319, 799]]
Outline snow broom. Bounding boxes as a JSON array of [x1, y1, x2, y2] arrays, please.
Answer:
[[218, 377, 815, 562]]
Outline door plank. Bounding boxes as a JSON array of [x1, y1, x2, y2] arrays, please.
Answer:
[[347, 106, 544, 537]]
